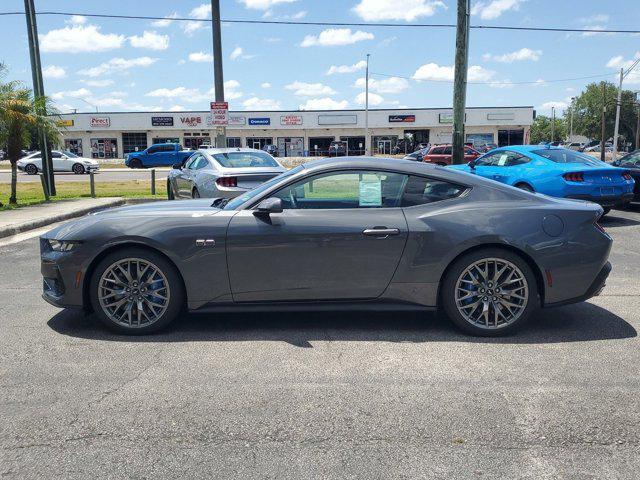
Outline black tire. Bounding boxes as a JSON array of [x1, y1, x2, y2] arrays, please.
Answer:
[[515, 183, 534, 192], [441, 248, 539, 336], [89, 247, 185, 335], [192, 187, 200, 199], [129, 158, 142, 169], [72, 163, 85, 175], [167, 180, 175, 200], [25, 163, 38, 175], [602, 207, 611, 215]]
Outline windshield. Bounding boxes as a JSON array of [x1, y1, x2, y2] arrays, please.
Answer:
[[533, 148, 604, 166], [62, 150, 78, 158], [223, 166, 303, 210], [213, 151, 280, 168]]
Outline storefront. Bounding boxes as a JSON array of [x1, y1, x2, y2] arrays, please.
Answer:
[[183, 132, 211, 149], [372, 135, 398, 155], [245, 137, 272, 149], [308, 137, 333, 156], [340, 136, 365, 155], [277, 137, 304, 157], [63, 138, 83, 156], [90, 138, 118, 159], [122, 132, 148, 154], [227, 137, 242, 148], [153, 137, 180, 145]]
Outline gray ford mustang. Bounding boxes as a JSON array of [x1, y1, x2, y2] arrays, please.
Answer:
[[40, 157, 612, 336]]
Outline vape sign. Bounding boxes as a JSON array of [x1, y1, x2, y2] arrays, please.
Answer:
[[180, 116, 202, 127], [209, 101, 229, 126]]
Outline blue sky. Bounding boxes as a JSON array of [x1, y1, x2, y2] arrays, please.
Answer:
[[2, 0, 639, 115]]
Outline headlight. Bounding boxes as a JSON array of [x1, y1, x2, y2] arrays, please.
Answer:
[[47, 239, 80, 252]]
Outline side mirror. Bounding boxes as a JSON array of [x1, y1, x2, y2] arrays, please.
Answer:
[[172, 163, 183, 170], [254, 197, 283, 215], [468, 160, 476, 169]]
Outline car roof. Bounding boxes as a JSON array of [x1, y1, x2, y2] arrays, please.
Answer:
[[198, 147, 266, 155]]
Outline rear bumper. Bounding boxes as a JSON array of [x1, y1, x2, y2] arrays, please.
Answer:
[[545, 261, 611, 308], [566, 193, 634, 207]]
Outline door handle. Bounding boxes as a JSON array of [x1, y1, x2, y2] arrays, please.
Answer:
[[363, 227, 400, 237]]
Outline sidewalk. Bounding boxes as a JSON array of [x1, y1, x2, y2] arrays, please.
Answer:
[[0, 197, 125, 239]]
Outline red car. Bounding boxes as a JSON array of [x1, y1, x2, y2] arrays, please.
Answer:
[[423, 144, 480, 166]]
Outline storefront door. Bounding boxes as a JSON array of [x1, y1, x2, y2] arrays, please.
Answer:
[[64, 139, 83, 156], [377, 140, 391, 155], [277, 137, 304, 157], [90, 138, 118, 159]]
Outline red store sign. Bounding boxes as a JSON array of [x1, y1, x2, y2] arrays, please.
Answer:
[[180, 116, 202, 127]]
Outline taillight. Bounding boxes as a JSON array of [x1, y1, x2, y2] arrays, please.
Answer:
[[622, 172, 632, 181], [216, 176, 237, 187], [563, 172, 584, 182]]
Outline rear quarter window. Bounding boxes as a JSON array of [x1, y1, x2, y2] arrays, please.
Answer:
[[533, 149, 603, 166], [401, 176, 466, 207]]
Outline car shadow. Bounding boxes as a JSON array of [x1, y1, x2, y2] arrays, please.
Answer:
[[47, 302, 636, 347], [600, 213, 640, 228]]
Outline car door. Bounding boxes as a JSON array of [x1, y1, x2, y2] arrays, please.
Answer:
[[469, 151, 502, 180], [50, 151, 66, 171], [484, 151, 530, 183], [226, 169, 409, 302], [175, 155, 200, 197]]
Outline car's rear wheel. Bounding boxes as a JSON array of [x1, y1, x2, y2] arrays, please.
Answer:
[[192, 187, 200, 199], [89, 248, 185, 334], [515, 183, 534, 192], [72, 163, 85, 174], [167, 180, 175, 200], [129, 158, 142, 169], [25, 163, 38, 175], [441, 248, 538, 336]]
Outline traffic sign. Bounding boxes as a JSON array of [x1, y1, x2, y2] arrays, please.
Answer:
[[209, 101, 229, 126]]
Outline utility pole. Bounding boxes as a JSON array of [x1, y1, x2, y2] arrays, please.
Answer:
[[612, 68, 623, 161], [365, 53, 370, 156], [24, 0, 55, 197], [601, 82, 606, 162], [551, 107, 555, 142], [211, 0, 226, 148], [636, 92, 640, 150], [569, 96, 576, 141], [452, 0, 471, 164]]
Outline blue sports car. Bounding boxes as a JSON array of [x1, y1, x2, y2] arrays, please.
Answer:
[[448, 145, 635, 213]]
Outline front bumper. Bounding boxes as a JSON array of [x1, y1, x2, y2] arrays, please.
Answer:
[[566, 193, 634, 208], [40, 238, 86, 309]]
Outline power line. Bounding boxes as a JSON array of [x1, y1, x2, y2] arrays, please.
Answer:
[[0, 10, 639, 34], [371, 71, 615, 86]]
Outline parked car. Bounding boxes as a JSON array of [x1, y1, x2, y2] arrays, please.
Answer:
[[167, 148, 285, 200], [423, 144, 480, 165], [448, 145, 635, 214], [262, 144, 279, 157], [17, 150, 99, 175], [41, 156, 612, 337], [402, 152, 424, 161], [125, 143, 193, 168], [475, 143, 498, 154], [566, 142, 585, 151], [584, 142, 613, 153], [612, 150, 640, 201], [328, 141, 347, 157]]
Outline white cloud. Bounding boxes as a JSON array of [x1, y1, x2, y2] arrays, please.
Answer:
[[578, 14, 609, 24], [471, 0, 524, 20], [326, 60, 367, 75], [230, 46, 243, 60], [353, 76, 409, 93], [242, 97, 282, 110], [301, 29, 374, 47], [581, 25, 614, 37], [224, 80, 244, 100], [412, 62, 495, 82], [606, 52, 640, 84], [128, 31, 169, 50], [79, 57, 157, 77], [482, 47, 541, 62], [66, 15, 87, 25], [42, 65, 66, 79], [188, 51, 214, 62], [539, 101, 568, 113], [152, 12, 179, 27], [182, 4, 210, 35], [299, 98, 349, 110], [239, 0, 297, 9], [353, 0, 446, 21], [84, 79, 115, 87], [40, 24, 125, 53], [51, 88, 92, 100], [169, 105, 185, 111], [261, 82, 272, 88], [285, 81, 337, 96], [354, 92, 384, 106], [145, 87, 200, 98]]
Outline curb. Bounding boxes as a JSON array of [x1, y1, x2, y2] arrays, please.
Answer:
[[0, 198, 126, 240]]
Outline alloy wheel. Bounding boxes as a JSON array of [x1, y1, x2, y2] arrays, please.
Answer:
[[454, 258, 529, 329], [97, 257, 170, 328]]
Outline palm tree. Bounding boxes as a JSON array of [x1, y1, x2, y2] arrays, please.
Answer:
[[0, 64, 60, 206]]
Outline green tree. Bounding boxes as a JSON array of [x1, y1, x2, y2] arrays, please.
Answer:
[[0, 64, 60, 206], [566, 81, 639, 148], [530, 114, 567, 144]]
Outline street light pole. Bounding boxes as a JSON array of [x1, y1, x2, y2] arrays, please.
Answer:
[[569, 97, 576, 141], [365, 53, 370, 156], [24, 0, 55, 198], [211, 0, 226, 148], [452, 0, 471, 164], [612, 68, 623, 161], [551, 107, 555, 142]]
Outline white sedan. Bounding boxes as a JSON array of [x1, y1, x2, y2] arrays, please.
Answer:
[[17, 150, 99, 175]]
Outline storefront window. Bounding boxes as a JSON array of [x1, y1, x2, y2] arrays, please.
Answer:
[[64, 139, 83, 156], [466, 133, 494, 147], [122, 132, 148, 154], [372, 136, 398, 155], [227, 137, 241, 148], [90, 138, 118, 159], [246, 137, 273, 150], [153, 137, 180, 144]]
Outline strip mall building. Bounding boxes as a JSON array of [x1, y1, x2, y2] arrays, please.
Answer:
[[56, 106, 534, 159]]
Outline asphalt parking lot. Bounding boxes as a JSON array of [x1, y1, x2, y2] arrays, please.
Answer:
[[1, 207, 639, 478]]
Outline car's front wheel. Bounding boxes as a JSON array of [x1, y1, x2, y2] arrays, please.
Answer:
[[167, 180, 175, 200], [192, 187, 200, 199], [89, 248, 185, 334], [129, 158, 142, 169], [25, 163, 38, 175], [72, 163, 85, 174], [441, 248, 538, 336]]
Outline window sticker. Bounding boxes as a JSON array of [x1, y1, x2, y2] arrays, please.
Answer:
[[359, 180, 382, 206], [497, 154, 509, 166]]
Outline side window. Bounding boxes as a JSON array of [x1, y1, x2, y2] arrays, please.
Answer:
[[51, 151, 62, 158], [505, 152, 530, 166], [474, 152, 499, 166], [161, 145, 175, 152], [430, 147, 444, 155], [184, 154, 199, 169], [442, 146, 452, 155], [194, 157, 209, 170], [401, 176, 466, 207], [272, 170, 408, 210], [147, 146, 159, 155]]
